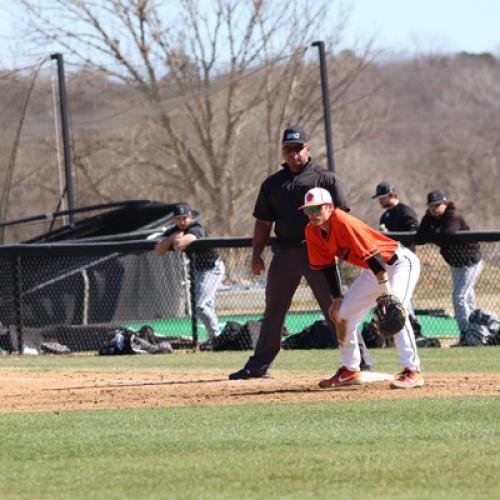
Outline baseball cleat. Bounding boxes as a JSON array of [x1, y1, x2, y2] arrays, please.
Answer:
[[390, 368, 424, 389], [228, 368, 270, 380], [319, 366, 363, 388]]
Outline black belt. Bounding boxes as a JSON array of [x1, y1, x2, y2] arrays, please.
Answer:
[[387, 253, 399, 265]]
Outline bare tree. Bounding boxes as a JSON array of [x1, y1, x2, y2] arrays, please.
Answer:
[[420, 54, 500, 228], [15, 0, 383, 234]]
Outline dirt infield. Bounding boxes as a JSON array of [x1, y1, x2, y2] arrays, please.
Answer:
[[0, 369, 499, 413]]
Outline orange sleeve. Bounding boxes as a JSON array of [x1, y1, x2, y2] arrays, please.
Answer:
[[305, 225, 335, 270], [337, 216, 380, 262]]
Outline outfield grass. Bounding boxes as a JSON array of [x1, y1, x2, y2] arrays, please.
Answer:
[[0, 398, 499, 499], [0, 348, 499, 499]]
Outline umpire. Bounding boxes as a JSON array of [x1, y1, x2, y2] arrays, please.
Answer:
[[229, 126, 373, 380]]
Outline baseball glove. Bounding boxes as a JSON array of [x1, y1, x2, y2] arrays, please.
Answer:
[[373, 294, 406, 336]]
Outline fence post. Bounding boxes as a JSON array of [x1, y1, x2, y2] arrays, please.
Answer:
[[189, 253, 198, 347], [12, 255, 23, 354], [81, 269, 89, 325]]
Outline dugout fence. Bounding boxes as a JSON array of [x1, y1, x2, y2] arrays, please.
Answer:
[[0, 231, 498, 354]]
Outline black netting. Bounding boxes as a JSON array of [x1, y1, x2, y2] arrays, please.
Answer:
[[0, 234, 498, 354]]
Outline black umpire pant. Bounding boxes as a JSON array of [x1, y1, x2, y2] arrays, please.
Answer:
[[244, 247, 373, 375]]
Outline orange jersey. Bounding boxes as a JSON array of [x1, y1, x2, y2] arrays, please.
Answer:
[[305, 208, 399, 270]]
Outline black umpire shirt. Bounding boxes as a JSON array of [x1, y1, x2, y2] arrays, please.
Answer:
[[163, 221, 220, 270], [380, 202, 418, 252], [253, 159, 349, 248]]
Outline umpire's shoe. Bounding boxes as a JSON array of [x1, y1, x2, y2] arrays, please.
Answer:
[[228, 368, 270, 380]]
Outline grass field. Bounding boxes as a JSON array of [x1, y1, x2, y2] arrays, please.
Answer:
[[0, 348, 499, 499]]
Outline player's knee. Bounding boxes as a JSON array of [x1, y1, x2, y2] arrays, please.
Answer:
[[336, 316, 348, 328]]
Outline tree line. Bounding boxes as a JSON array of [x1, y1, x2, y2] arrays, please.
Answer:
[[0, 1, 498, 242]]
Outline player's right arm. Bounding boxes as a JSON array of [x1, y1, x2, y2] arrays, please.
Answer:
[[154, 232, 179, 256], [251, 219, 272, 275], [415, 214, 434, 245], [321, 264, 343, 323]]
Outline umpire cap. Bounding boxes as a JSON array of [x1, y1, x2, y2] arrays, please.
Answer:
[[282, 126, 307, 145]]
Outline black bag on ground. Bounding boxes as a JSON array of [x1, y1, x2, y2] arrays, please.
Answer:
[[99, 328, 135, 355], [360, 320, 385, 348], [213, 319, 286, 351], [213, 321, 258, 351], [99, 326, 173, 355], [131, 325, 174, 354], [416, 337, 441, 348], [463, 309, 500, 346], [282, 320, 338, 349], [213, 321, 250, 350]]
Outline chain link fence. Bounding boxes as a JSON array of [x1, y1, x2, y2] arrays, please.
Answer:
[[0, 233, 498, 354]]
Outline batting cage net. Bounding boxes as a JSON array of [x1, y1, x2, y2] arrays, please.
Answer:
[[0, 230, 498, 354]]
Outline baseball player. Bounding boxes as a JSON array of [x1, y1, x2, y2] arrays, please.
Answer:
[[416, 190, 483, 343], [155, 203, 225, 349], [372, 181, 418, 252], [301, 187, 424, 389], [372, 181, 420, 328]]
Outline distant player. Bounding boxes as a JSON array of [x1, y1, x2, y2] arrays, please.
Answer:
[[371, 181, 418, 252], [372, 181, 420, 328], [155, 203, 225, 350], [416, 190, 483, 344], [302, 187, 424, 389]]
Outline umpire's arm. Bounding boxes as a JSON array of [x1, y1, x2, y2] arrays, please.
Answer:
[[251, 219, 272, 275]]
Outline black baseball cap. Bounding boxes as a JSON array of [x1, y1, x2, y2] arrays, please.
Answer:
[[426, 190, 447, 206], [372, 181, 395, 199], [282, 126, 307, 145], [174, 203, 191, 216]]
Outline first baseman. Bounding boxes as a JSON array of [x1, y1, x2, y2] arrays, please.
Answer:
[[301, 187, 424, 389]]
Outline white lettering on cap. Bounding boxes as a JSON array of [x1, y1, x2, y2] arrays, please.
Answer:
[[286, 132, 300, 140]]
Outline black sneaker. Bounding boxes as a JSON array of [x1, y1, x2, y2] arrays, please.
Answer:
[[228, 368, 270, 380]]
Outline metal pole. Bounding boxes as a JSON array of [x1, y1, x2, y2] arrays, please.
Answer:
[[189, 254, 198, 347], [312, 41, 335, 172], [12, 256, 23, 354], [51, 53, 76, 225]]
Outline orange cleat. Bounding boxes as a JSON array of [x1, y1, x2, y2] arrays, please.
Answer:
[[319, 366, 363, 388], [390, 368, 425, 389]]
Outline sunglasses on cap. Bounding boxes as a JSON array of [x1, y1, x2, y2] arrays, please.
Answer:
[[304, 204, 325, 214], [283, 144, 306, 154]]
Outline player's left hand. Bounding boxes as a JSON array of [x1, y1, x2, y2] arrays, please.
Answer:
[[373, 295, 406, 336], [328, 297, 342, 323]]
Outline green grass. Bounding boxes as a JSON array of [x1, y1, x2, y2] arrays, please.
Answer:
[[0, 348, 499, 499], [122, 309, 462, 340], [0, 345, 498, 372], [0, 398, 499, 499]]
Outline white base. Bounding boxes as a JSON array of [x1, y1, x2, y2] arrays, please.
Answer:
[[360, 371, 395, 383]]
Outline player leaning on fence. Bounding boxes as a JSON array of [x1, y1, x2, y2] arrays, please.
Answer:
[[301, 187, 424, 389], [155, 203, 225, 350], [415, 190, 483, 344]]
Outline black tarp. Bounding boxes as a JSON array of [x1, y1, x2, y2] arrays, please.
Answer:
[[0, 200, 195, 338]]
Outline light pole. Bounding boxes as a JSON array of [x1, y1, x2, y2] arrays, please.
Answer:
[[312, 40, 335, 172], [51, 53, 75, 226]]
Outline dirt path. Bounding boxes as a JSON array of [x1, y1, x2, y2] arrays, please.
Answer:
[[0, 369, 499, 413]]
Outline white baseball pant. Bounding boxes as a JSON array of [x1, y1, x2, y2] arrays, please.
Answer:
[[336, 245, 421, 372]]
